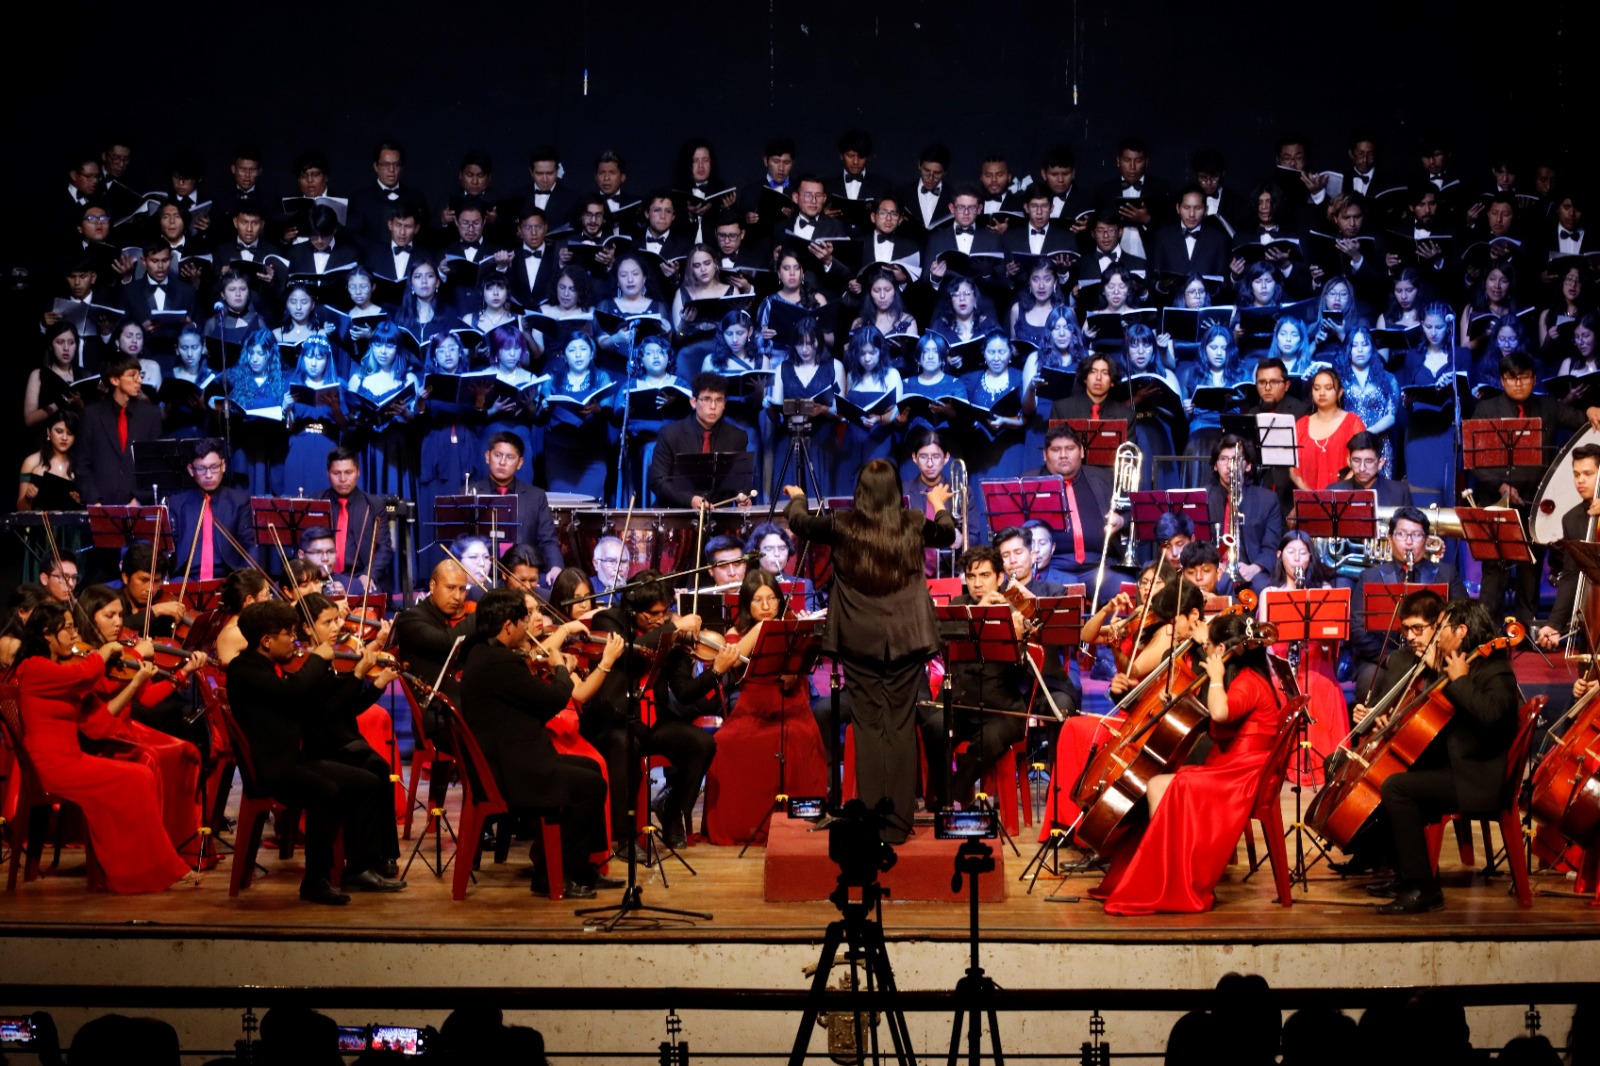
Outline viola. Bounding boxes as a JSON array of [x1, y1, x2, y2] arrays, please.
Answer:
[[1308, 619, 1525, 849], [676, 627, 750, 666]]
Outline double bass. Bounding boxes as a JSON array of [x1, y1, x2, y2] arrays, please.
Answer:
[[1307, 619, 1525, 849]]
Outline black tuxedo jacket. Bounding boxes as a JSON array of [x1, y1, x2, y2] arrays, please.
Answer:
[[1001, 221, 1080, 262], [283, 242, 360, 279], [1074, 249, 1148, 285], [1204, 482, 1283, 576], [1006, 186, 1095, 227], [348, 183, 430, 251], [74, 397, 164, 504], [1326, 476, 1414, 508], [121, 277, 199, 327], [896, 183, 953, 240], [505, 245, 557, 307], [923, 226, 1006, 265], [226, 649, 335, 783], [392, 599, 472, 712], [516, 184, 581, 232], [1547, 502, 1592, 635], [1021, 463, 1119, 564], [1149, 224, 1230, 279], [1092, 177, 1175, 228], [318, 488, 396, 590], [826, 171, 894, 204], [460, 641, 576, 809], [648, 416, 750, 508], [168, 486, 259, 575], [463, 475, 564, 571], [1347, 558, 1469, 664], [859, 232, 923, 272]]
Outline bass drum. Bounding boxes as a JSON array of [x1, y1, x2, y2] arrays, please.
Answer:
[[1533, 427, 1600, 544]]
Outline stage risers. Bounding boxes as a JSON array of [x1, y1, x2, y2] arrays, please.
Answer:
[[763, 812, 1006, 902]]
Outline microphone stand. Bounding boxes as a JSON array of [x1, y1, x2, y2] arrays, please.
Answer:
[[211, 301, 236, 468], [615, 319, 640, 509]]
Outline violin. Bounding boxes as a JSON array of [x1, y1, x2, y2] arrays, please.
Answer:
[[447, 600, 478, 626], [103, 645, 182, 685], [676, 628, 750, 666]]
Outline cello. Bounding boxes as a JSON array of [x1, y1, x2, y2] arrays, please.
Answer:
[[1530, 521, 1600, 852], [1307, 618, 1525, 849]]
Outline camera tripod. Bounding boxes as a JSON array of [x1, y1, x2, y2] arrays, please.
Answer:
[[947, 838, 1005, 1066]]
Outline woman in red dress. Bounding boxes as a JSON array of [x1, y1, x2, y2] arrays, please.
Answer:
[[1289, 368, 1364, 492], [75, 585, 205, 851], [703, 571, 830, 845], [13, 603, 195, 893], [1095, 611, 1289, 915]]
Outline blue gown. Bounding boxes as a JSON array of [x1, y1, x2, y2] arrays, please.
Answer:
[[774, 360, 840, 498], [1399, 349, 1460, 509], [480, 371, 541, 483], [618, 375, 692, 507], [541, 369, 617, 500], [351, 375, 418, 500], [834, 380, 897, 493], [960, 368, 1028, 482], [283, 386, 341, 497], [224, 371, 287, 496], [417, 380, 485, 570]]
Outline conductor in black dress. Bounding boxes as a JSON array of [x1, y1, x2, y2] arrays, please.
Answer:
[[783, 460, 956, 843]]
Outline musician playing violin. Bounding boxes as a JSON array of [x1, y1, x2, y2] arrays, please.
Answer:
[[993, 524, 1079, 716], [1369, 599, 1520, 914], [1536, 443, 1600, 651], [392, 561, 474, 742], [118, 543, 182, 640]]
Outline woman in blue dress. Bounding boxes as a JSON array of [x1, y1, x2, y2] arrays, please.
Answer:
[[1009, 256, 1070, 352], [1335, 323, 1399, 477], [897, 332, 968, 483], [335, 266, 385, 377], [1268, 314, 1319, 379], [415, 331, 483, 574], [161, 325, 215, 440], [1180, 324, 1245, 488], [1234, 261, 1287, 361], [618, 332, 692, 506], [392, 257, 448, 344], [282, 333, 341, 497], [959, 329, 1032, 485], [202, 270, 268, 349], [1398, 301, 1461, 509], [345, 320, 420, 499], [480, 322, 543, 478], [217, 329, 288, 496], [835, 325, 904, 492], [928, 277, 1000, 371], [768, 317, 843, 498], [1025, 304, 1089, 459], [596, 253, 671, 363], [539, 333, 617, 501]]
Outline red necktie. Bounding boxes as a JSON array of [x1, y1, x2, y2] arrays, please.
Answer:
[[1090, 402, 1101, 421], [702, 429, 712, 453], [1516, 403, 1525, 419], [923, 492, 939, 575], [334, 498, 349, 573], [496, 486, 509, 496], [1065, 480, 1085, 564], [198, 503, 214, 581], [117, 406, 128, 453], [274, 664, 285, 679]]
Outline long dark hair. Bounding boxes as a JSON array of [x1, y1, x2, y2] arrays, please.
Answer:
[[834, 459, 924, 596], [1206, 611, 1272, 688], [734, 570, 787, 635], [16, 601, 74, 664]]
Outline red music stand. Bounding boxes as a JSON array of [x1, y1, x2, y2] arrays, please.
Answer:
[[1129, 489, 1214, 543], [1457, 507, 1536, 564], [934, 602, 1027, 806], [160, 579, 224, 614], [1263, 587, 1353, 643], [1463, 417, 1542, 474], [86, 504, 175, 554], [249, 496, 334, 552], [980, 476, 1068, 532], [1362, 582, 1449, 631], [1061, 583, 1087, 598], [1203, 592, 1235, 616], [1061, 419, 1129, 467], [926, 577, 964, 604], [1292, 490, 1378, 540]]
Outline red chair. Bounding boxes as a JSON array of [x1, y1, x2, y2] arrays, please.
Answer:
[[204, 677, 340, 896], [1241, 697, 1312, 907], [442, 704, 563, 901], [1, 684, 96, 891], [399, 678, 456, 841], [1422, 695, 1546, 908]]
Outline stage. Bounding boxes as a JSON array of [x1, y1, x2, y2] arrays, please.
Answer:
[[3, 650, 1596, 1059]]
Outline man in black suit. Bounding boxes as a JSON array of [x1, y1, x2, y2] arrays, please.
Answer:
[[1204, 434, 1283, 594], [1346, 506, 1470, 698], [924, 183, 1007, 305], [1327, 431, 1414, 508], [347, 140, 428, 254], [994, 526, 1081, 716], [68, 202, 135, 281], [361, 202, 422, 291], [631, 193, 693, 292], [1048, 354, 1134, 425], [465, 432, 565, 581], [894, 143, 953, 244], [392, 561, 474, 744], [920, 545, 1031, 812], [438, 201, 510, 314], [1309, 193, 1388, 307], [854, 196, 921, 287], [227, 601, 405, 905], [1243, 357, 1310, 512], [711, 213, 772, 277], [738, 135, 798, 242], [167, 437, 258, 579], [319, 446, 395, 592], [212, 203, 282, 302], [505, 205, 556, 309], [56, 150, 105, 240], [1025, 423, 1125, 590], [783, 174, 853, 292], [515, 145, 580, 237], [1536, 443, 1600, 650], [1191, 149, 1252, 241], [1093, 137, 1173, 262], [827, 128, 894, 206], [592, 149, 639, 230], [1073, 211, 1148, 286], [75, 354, 162, 505], [1149, 186, 1231, 279], [283, 205, 360, 291], [1371, 599, 1520, 913], [1011, 145, 1094, 230], [459, 588, 618, 897], [120, 244, 197, 346], [1001, 188, 1080, 274], [211, 147, 272, 232], [648, 373, 751, 509]]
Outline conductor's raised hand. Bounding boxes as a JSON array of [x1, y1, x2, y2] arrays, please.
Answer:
[[782, 484, 807, 500], [927, 482, 953, 512]]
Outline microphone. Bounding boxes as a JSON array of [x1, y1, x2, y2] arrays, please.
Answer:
[[213, 301, 225, 313]]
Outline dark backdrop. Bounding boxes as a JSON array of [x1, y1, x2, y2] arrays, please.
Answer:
[[0, 0, 1587, 574]]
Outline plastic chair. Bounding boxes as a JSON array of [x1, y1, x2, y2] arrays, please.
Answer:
[[1241, 696, 1312, 907], [399, 677, 456, 840], [1, 684, 95, 890], [443, 704, 563, 901]]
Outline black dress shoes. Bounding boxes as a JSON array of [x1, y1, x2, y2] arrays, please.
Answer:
[[593, 873, 626, 890], [1363, 879, 1403, 897], [381, 859, 400, 879], [1376, 885, 1445, 915], [342, 868, 408, 893], [563, 880, 598, 900], [300, 878, 351, 906]]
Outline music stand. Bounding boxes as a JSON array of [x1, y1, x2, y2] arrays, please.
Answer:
[[1129, 489, 1213, 543], [666, 451, 758, 504], [430, 494, 520, 554], [736, 618, 824, 856], [926, 577, 964, 605], [1222, 412, 1299, 469], [86, 505, 175, 554], [1457, 507, 1536, 564], [162, 579, 225, 614], [1023, 596, 1082, 724], [130, 439, 191, 504], [1292, 490, 1378, 542], [1262, 586, 1351, 890], [249, 497, 334, 553], [1463, 417, 1542, 475], [1062, 419, 1129, 467], [934, 603, 1025, 820], [1362, 583, 1449, 632], [979, 476, 1067, 532]]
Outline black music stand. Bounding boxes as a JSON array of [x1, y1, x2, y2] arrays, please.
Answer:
[[1222, 412, 1299, 469], [1062, 419, 1129, 468], [130, 439, 190, 504], [1456, 507, 1537, 564], [1293, 490, 1378, 542], [86, 505, 175, 555], [735, 618, 824, 857], [1129, 489, 1213, 544], [934, 603, 1025, 842], [430, 494, 520, 557], [664, 450, 758, 505], [1262, 586, 1351, 890], [249, 497, 334, 554], [979, 477, 1067, 532]]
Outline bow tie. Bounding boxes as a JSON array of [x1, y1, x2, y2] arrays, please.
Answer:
[[1031, 229, 1048, 237], [1354, 171, 1372, 181], [647, 233, 666, 244], [1121, 179, 1143, 191], [150, 280, 167, 288], [238, 242, 256, 251], [844, 174, 862, 184], [1184, 228, 1200, 238], [876, 234, 893, 245], [526, 248, 544, 258], [393, 245, 411, 255], [1562, 229, 1580, 241], [955, 225, 976, 236], [922, 186, 941, 197]]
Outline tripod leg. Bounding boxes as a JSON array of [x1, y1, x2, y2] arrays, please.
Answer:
[[787, 921, 846, 1066]]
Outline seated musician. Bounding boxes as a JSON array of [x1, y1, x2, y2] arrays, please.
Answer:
[[1326, 431, 1414, 507], [993, 524, 1079, 716], [167, 438, 258, 581], [1536, 443, 1600, 651], [295, 526, 341, 594], [1033, 423, 1125, 590], [226, 601, 406, 905], [466, 433, 565, 585], [920, 546, 1031, 812], [1367, 599, 1520, 914], [1347, 506, 1469, 698], [392, 561, 475, 742], [0, 583, 50, 677], [212, 570, 273, 666], [459, 588, 621, 900], [1094, 611, 1292, 915], [1206, 434, 1282, 594], [589, 536, 625, 606], [319, 446, 394, 593], [117, 542, 183, 641], [293, 591, 402, 880], [647, 372, 751, 510], [500, 544, 544, 593], [583, 570, 723, 849], [1179, 540, 1227, 599]]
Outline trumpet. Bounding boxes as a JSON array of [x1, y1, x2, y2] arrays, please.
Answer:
[[1091, 441, 1143, 612]]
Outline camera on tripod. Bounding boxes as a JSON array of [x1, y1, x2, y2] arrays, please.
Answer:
[[827, 799, 898, 887], [782, 396, 816, 432]]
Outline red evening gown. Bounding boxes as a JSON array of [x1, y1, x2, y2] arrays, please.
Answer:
[[1097, 667, 1285, 915], [703, 675, 830, 845], [85, 674, 202, 851], [1293, 411, 1364, 492], [15, 655, 191, 893]]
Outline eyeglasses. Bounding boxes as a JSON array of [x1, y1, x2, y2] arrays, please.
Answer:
[[191, 464, 225, 475], [83, 215, 110, 223], [1401, 622, 1432, 636]]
